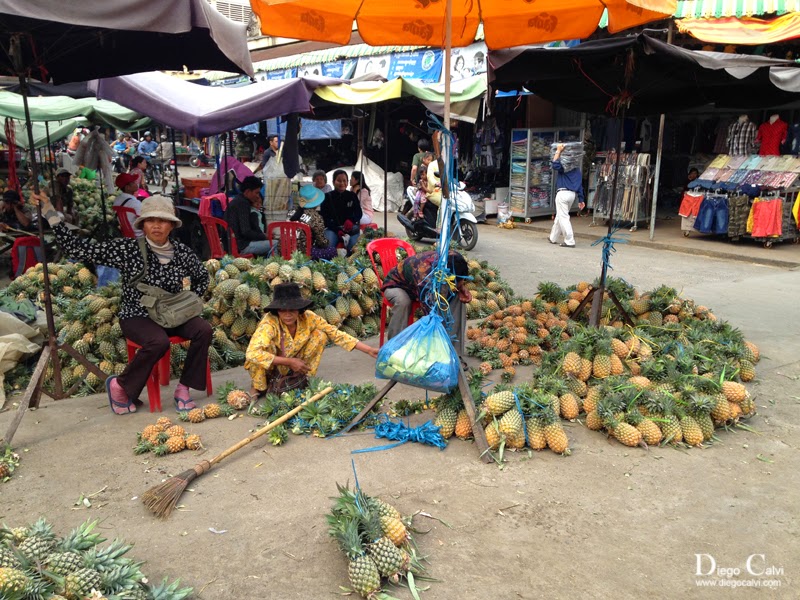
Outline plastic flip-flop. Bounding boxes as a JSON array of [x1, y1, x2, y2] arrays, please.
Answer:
[[174, 397, 197, 412], [105, 376, 135, 415]]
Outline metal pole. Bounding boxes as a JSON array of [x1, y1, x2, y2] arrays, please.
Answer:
[[383, 108, 388, 233], [170, 127, 180, 199], [15, 69, 63, 397], [589, 108, 625, 327], [443, 0, 452, 127], [648, 22, 673, 241], [44, 121, 56, 199]]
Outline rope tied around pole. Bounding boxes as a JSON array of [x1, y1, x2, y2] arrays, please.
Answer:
[[591, 226, 629, 272]]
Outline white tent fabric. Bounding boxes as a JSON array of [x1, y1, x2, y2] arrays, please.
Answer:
[[328, 152, 405, 212]]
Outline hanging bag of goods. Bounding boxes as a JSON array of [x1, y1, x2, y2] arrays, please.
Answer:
[[133, 238, 204, 328], [375, 313, 459, 393]]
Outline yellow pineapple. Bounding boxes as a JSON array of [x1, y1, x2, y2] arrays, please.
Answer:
[[485, 390, 515, 415], [578, 357, 593, 382], [166, 425, 186, 438], [542, 410, 570, 455], [585, 410, 603, 431], [185, 434, 202, 450], [559, 393, 580, 420], [738, 360, 755, 382], [204, 403, 222, 418], [454, 409, 473, 439], [155, 416, 172, 429], [721, 381, 747, 403], [187, 408, 205, 423], [380, 515, 409, 547], [610, 338, 629, 359], [165, 436, 186, 453], [525, 417, 547, 450], [561, 351, 581, 376], [711, 393, 732, 423], [484, 421, 503, 450]]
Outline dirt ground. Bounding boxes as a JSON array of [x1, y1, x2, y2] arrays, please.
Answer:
[[1, 222, 799, 599]]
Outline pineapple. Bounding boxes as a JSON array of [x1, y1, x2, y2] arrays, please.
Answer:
[[711, 393, 732, 423], [626, 410, 662, 446], [592, 339, 613, 379], [585, 410, 604, 431], [610, 338, 629, 359], [185, 434, 203, 450], [484, 420, 503, 451], [498, 410, 523, 444], [186, 408, 205, 423], [165, 425, 186, 438], [454, 409, 473, 439], [380, 515, 409, 547], [679, 412, 704, 447], [561, 351, 581, 376], [226, 389, 251, 410], [578, 357, 593, 382], [204, 403, 222, 419], [165, 436, 186, 453], [324, 304, 342, 326], [61, 568, 102, 600], [542, 409, 570, 455], [478, 362, 493, 376], [434, 407, 458, 439], [360, 506, 409, 583], [609, 354, 624, 376], [45, 552, 84, 576], [17, 518, 56, 563], [332, 519, 381, 599], [0, 567, 29, 600], [738, 360, 755, 382], [141, 424, 160, 441], [721, 381, 747, 403], [312, 271, 328, 291], [743, 340, 760, 362], [484, 390, 515, 416], [559, 393, 580, 420]]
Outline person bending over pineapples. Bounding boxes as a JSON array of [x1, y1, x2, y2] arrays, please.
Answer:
[[245, 283, 379, 398]]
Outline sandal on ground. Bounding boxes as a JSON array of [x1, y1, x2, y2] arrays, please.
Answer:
[[105, 376, 136, 415], [174, 397, 197, 412]]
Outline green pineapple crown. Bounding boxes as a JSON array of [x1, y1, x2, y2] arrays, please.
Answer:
[[536, 281, 567, 303]]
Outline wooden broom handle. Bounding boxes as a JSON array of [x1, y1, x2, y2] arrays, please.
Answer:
[[208, 386, 333, 467]]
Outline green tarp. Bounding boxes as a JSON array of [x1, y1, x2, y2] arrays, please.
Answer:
[[0, 91, 149, 131]]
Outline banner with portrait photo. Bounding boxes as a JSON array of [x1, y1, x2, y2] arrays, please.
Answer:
[[440, 42, 487, 84], [354, 55, 392, 79]]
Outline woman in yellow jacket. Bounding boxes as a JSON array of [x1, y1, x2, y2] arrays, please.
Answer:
[[245, 283, 378, 397]]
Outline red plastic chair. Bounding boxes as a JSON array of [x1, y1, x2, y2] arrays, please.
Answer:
[[112, 206, 138, 239], [267, 221, 312, 259], [125, 336, 213, 412], [11, 236, 43, 279], [200, 215, 254, 260], [366, 238, 420, 346]]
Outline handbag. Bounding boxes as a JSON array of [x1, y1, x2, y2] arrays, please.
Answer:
[[132, 238, 204, 329]]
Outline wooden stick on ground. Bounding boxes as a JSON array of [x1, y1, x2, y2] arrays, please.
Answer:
[[142, 386, 333, 518], [1, 345, 50, 448]]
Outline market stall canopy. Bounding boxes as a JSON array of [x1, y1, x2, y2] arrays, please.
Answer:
[[91, 71, 340, 137], [676, 12, 800, 44], [313, 74, 487, 121], [0, 78, 94, 98], [0, 91, 150, 130], [0, 0, 254, 83], [489, 33, 800, 116], [0, 118, 86, 150], [251, 0, 674, 49]]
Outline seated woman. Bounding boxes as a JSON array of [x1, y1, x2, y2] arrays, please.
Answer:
[[321, 169, 362, 255], [245, 283, 378, 398], [350, 170, 374, 225], [288, 185, 336, 259], [32, 191, 211, 415]]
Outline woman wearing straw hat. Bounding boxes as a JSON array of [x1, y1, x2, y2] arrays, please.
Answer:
[[31, 191, 211, 415], [245, 283, 378, 399], [288, 185, 335, 260]]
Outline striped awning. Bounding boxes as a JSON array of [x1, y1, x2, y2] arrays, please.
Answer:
[[674, 0, 800, 18], [677, 12, 800, 42]]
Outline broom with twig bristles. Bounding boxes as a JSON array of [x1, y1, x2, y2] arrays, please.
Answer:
[[142, 386, 333, 518]]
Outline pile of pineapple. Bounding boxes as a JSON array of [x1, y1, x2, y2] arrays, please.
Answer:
[[249, 378, 381, 441], [463, 259, 515, 319], [134, 416, 203, 456], [0, 447, 20, 482], [327, 484, 422, 599], [176, 383, 252, 425], [453, 279, 761, 453], [0, 519, 191, 600], [203, 252, 384, 366], [67, 177, 119, 234]]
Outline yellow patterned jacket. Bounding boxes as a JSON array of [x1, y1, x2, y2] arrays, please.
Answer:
[[245, 310, 359, 375]]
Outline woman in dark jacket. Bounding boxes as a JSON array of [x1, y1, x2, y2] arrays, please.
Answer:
[[321, 169, 362, 255]]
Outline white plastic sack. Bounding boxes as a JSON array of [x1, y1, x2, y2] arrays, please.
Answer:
[[0, 311, 44, 406]]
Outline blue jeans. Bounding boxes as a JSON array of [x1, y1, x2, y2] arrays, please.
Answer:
[[240, 240, 273, 256], [324, 229, 360, 253]]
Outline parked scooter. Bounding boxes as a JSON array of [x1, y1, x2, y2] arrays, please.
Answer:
[[398, 183, 479, 250], [189, 149, 213, 168], [144, 152, 163, 186]]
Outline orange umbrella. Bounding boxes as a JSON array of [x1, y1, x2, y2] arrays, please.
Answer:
[[252, 0, 675, 49]]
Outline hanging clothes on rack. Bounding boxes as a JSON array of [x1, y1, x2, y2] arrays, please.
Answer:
[[727, 194, 750, 238], [750, 197, 783, 237], [678, 191, 704, 218], [694, 195, 729, 234]]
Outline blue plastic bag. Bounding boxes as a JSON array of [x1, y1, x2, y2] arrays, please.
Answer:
[[375, 313, 459, 393]]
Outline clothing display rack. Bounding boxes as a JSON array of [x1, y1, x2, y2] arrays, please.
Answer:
[[508, 127, 582, 219], [679, 185, 800, 248], [591, 152, 651, 231]]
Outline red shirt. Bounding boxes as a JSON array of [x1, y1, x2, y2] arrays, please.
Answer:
[[757, 119, 787, 156]]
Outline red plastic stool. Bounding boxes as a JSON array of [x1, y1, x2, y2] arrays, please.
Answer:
[[125, 336, 213, 412]]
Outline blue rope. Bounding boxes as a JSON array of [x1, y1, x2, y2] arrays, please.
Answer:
[[591, 227, 629, 272], [351, 419, 447, 453], [513, 390, 528, 446]]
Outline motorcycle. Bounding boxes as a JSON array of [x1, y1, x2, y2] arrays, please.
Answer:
[[144, 152, 163, 186], [398, 183, 479, 250], [111, 150, 128, 174], [189, 149, 213, 168]]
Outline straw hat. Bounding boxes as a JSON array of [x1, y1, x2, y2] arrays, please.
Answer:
[[265, 283, 312, 311], [133, 195, 182, 230]]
